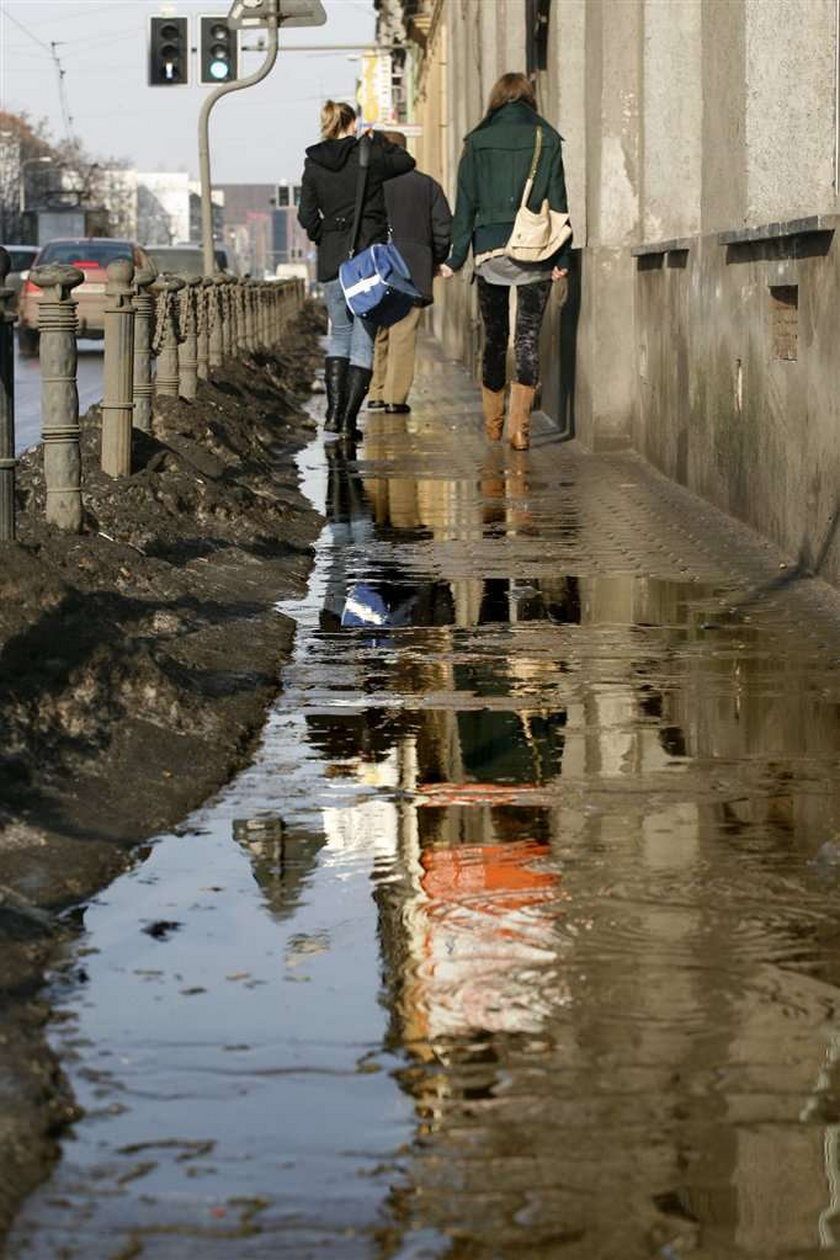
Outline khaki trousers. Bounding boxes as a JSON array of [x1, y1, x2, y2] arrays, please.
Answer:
[[368, 305, 422, 405]]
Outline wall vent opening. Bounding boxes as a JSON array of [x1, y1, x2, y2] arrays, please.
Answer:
[[770, 285, 798, 361]]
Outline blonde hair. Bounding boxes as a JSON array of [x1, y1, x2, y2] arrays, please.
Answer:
[[321, 100, 357, 140], [486, 72, 537, 115]]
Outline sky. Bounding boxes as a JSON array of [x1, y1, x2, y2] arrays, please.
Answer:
[[0, 0, 376, 183]]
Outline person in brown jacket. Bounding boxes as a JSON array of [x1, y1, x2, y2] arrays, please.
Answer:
[[367, 132, 452, 415]]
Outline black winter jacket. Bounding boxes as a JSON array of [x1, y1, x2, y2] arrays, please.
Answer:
[[298, 134, 415, 283], [384, 168, 452, 304]]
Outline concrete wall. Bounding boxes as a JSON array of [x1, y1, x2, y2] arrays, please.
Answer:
[[626, 0, 840, 579]]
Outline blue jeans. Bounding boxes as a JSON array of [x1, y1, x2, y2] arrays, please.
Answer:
[[324, 278, 375, 369]]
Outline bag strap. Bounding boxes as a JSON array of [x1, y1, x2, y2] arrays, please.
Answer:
[[348, 133, 371, 259], [519, 126, 543, 211]]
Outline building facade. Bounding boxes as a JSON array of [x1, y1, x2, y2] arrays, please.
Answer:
[[218, 183, 312, 280], [380, 0, 840, 586]]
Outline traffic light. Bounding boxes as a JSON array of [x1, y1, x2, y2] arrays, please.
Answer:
[[148, 16, 189, 86], [200, 16, 238, 84]]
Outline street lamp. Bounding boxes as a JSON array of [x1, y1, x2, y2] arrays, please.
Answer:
[[19, 156, 52, 216]]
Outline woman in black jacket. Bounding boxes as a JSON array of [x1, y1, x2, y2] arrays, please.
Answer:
[[298, 101, 415, 441]]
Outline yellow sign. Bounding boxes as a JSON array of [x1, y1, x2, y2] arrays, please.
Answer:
[[357, 50, 393, 125]]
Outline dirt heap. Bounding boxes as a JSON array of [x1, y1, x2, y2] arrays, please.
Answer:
[[0, 303, 326, 1242]]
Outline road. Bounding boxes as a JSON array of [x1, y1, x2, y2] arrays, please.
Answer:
[[13, 339, 104, 454]]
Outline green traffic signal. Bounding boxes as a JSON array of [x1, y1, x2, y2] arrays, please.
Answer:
[[200, 16, 239, 85]]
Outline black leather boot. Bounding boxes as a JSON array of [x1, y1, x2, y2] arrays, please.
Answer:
[[338, 365, 373, 444], [324, 356, 349, 435]]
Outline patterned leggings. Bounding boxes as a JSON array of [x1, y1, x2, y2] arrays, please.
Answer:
[[477, 276, 552, 392]]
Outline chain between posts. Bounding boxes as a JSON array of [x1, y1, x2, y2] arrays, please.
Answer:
[[178, 275, 202, 400], [151, 273, 186, 397], [197, 277, 213, 379], [209, 275, 225, 368]]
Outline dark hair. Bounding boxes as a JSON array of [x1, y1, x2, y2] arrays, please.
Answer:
[[382, 130, 407, 149], [321, 100, 356, 139], [486, 72, 537, 115]]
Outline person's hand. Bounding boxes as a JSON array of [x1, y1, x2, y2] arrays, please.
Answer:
[[438, 264, 454, 279], [551, 267, 569, 282]]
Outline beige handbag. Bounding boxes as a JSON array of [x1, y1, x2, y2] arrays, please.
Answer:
[[505, 127, 572, 264]]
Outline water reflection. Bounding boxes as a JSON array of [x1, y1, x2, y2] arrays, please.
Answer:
[[319, 424, 840, 1256], [13, 401, 840, 1257], [233, 815, 325, 922]]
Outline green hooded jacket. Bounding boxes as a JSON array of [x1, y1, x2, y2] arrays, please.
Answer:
[[448, 100, 571, 271]]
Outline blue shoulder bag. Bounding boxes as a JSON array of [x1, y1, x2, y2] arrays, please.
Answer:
[[339, 135, 422, 328]]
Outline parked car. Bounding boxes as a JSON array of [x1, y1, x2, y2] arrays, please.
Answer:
[[144, 244, 232, 278], [0, 244, 39, 311], [16, 238, 153, 357]]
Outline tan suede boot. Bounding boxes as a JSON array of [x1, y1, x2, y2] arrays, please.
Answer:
[[508, 382, 536, 450], [482, 385, 506, 442]]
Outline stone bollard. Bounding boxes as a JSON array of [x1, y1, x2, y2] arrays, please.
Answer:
[[251, 282, 261, 348], [265, 285, 273, 347], [132, 262, 157, 434], [259, 284, 268, 348], [101, 257, 136, 478], [268, 284, 277, 347], [0, 249, 16, 541], [177, 275, 202, 400], [150, 273, 185, 398], [32, 263, 84, 532], [229, 278, 241, 352], [250, 282, 261, 350], [220, 276, 235, 358], [209, 275, 225, 368], [228, 276, 241, 356], [244, 279, 256, 352], [197, 277, 213, 379]]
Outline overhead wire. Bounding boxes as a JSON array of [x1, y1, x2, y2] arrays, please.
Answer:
[[0, 3, 77, 144]]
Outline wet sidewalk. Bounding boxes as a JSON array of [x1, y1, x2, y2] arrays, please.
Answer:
[[10, 341, 840, 1258]]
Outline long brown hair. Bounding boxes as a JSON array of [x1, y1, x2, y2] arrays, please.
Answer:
[[321, 100, 356, 139], [486, 72, 536, 115]]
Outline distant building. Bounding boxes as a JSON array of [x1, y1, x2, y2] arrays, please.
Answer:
[[90, 169, 222, 249], [218, 182, 313, 281]]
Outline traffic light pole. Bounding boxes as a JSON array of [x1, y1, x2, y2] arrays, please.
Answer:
[[198, 4, 280, 277]]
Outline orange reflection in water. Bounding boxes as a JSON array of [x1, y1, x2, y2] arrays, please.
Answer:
[[403, 837, 565, 1039]]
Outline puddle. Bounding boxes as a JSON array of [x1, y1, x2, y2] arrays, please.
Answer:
[[11, 408, 840, 1257]]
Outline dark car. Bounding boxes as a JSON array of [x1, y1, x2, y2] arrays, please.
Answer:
[[144, 244, 233, 277], [1, 244, 39, 312], [17, 238, 153, 357]]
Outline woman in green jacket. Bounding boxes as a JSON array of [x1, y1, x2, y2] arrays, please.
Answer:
[[441, 72, 571, 450]]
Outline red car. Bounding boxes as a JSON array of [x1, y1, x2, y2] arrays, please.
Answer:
[[17, 238, 153, 357]]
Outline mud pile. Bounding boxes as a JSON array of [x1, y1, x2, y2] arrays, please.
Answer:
[[0, 304, 326, 1241]]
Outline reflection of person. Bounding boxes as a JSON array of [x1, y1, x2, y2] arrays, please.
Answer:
[[319, 443, 374, 632], [298, 101, 414, 442], [367, 131, 453, 416], [441, 73, 571, 450]]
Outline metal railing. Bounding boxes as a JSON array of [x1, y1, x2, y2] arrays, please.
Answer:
[[0, 245, 306, 540]]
